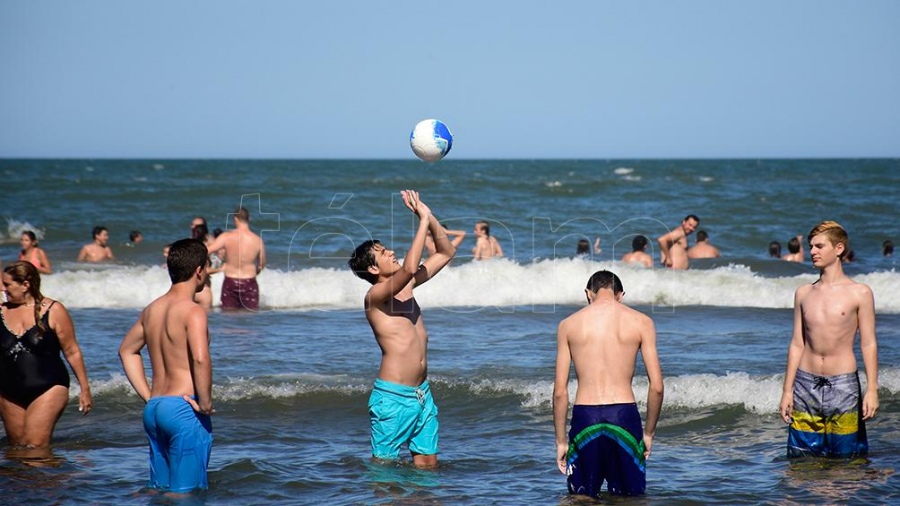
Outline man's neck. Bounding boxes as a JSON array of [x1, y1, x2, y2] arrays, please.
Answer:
[[169, 280, 200, 299], [818, 261, 847, 285]]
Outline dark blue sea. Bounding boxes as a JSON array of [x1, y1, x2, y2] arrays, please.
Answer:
[[1, 159, 898, 504]]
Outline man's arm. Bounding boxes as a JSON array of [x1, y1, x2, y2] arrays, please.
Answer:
[[185, 306, 214, 415], [76, 246, 89, 262], [257, 237, 267, 274], [857, 284, 878, 420], [640, 318, 664, 459], [366, 191, 431, 305], [415, 214, 457, 287], [657, 231, 674, 266], [105, 247, 115, 260], [206, 233, 227, 255], [119, 314, 151, 402], [780, 287, 806, 423], [553, 320, 572, 474]]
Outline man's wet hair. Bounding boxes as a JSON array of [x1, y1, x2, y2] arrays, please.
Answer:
[[684, 214, 700, 223], [586, 270, 624, 295], [696, 230, 709, 242], [92, 226, 108, 239], [167, 238, 209, 284], [348, 240, 382, 285], [787, 236, 801, 254], [632, 235, 648, 252], [768, 241, 782, 258]]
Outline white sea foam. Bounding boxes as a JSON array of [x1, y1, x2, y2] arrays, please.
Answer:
[[515, 367, 900, 414], [38, 260, 900, 313]]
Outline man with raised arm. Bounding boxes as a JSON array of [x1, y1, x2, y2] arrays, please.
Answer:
[[348, 190, 456, 469], [780, 221, 878, 458], [554, 270, 664, 497], [205, 207, 266, 310], [119, 238, 214, 493], [656, 215, 699, 269]]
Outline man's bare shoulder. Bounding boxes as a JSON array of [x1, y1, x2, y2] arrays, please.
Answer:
[[621, 304, 653, 325]]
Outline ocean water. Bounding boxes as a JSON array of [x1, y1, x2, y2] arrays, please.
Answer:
[[0, 159, 898, 504]]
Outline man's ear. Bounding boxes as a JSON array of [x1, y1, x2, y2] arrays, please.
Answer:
[[584, 288, 593, 304], [368, 265, 380, 277]]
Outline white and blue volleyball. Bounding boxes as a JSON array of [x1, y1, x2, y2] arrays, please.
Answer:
[[409, 119, 453, 162]]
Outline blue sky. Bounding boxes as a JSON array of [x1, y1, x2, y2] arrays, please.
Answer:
[[1, 1, 898, 159]]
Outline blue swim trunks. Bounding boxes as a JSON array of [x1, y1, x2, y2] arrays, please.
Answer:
[[143, 396, 213, 493], [566, 403, 646, 497], [368, 379, 439, 459], [787, 369, 868, 458]]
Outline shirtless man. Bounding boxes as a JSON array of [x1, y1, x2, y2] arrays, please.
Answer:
[[205, 207, 266, 310], [347, 190, 456, 468], [656, 215, 698, 269], [687, 230, 721, 259], [472, 220, 503, 260], [779, 221, 877, 458], [554, 270, 663, 497], [782, 235, 805, 263], [77, 226, 115, 262], [119, 238, 214, 493], [621, 235, 653, 268]]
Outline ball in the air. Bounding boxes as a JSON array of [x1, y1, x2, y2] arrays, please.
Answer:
[[409, 119, 453, 162]]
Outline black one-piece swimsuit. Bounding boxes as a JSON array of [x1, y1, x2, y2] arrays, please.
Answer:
[[0, 303, 70, 407]]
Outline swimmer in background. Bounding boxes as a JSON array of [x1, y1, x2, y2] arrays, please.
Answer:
[[687, 230, 721, 259], [782, 235, 804, 263], [473, 220, 503, 260], [77, 226, 115, 263], [621, 236, 653, 268], [768, 241, 782, 258], [576, 239, 591, 258], [19, 231, 52, 275], [205, 207, 265, 311], [125, 230, 143, 247], [656, 215, 699, 270], [883, 240, 893, 257]]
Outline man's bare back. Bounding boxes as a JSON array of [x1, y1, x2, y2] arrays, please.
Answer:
[[208, 228, 265, 279], [558, 294, 656, 405], [119, 239, 213, 414], [553, 271, 664, 482], [622, 251, 653, 268]]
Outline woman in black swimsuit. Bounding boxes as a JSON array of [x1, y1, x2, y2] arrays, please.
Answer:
[[0, 262, 93, 448]]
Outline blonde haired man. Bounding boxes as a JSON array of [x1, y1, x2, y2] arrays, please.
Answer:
[[779, 221, 878, 457]]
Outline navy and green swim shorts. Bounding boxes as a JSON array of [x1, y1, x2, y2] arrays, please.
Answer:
[[566, 403, 646, 497]]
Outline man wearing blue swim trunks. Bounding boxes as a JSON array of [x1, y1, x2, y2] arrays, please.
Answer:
[[120, 239, 215, 493], [780, 221, 879, 458], [348, 190, 457, 468], [553, 270, 664, 497]]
